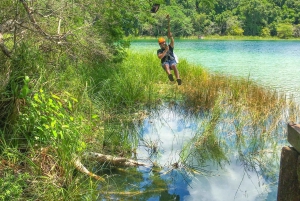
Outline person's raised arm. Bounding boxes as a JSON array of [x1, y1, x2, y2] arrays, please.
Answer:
[[166, 15, 174, 48]]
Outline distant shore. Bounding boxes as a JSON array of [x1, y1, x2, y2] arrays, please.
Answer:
[[127, 35, 300, 41]]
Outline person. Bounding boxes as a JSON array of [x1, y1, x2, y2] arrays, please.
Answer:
[[157, 15, 181, 85]]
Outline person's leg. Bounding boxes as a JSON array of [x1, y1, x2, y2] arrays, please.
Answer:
[[163, 63, 171, 75], [170, 64, 180, 79], [162, 62, 174, 81], [170, 62, 181, 85]]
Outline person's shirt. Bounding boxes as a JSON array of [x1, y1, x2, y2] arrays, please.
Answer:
[[157, 45, 175, 63]]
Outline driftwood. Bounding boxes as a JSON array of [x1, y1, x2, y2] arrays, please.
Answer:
[[74, 158, 105, 182], [74, 152, 151, 181], [83, 152, 150, 167]]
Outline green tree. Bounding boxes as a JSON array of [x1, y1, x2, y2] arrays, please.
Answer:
[[293, 24, 300, 37], [225, 16, 244, 36], [237, 0, 273, 36], [260, 27, 271, 37], [276, 23, 293, 38], [192, 13, 209, 35], [215, 10, 235, 35]]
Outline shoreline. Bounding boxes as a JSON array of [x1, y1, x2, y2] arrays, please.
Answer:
[[126, 35, 300, 41]]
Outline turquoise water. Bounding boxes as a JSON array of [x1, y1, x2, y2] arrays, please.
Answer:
[[130, 40, 300, 101], [126, 40, 299, 201]]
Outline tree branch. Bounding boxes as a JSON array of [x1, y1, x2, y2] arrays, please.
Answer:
[[74, 158, 105, 182], [83, 152, 151, 167], [73, 152, 152, 182], [20, 0, 49, 37], [0, 33, 11, 58]]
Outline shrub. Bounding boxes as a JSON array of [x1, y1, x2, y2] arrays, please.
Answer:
[[276, 23, 293, 38]]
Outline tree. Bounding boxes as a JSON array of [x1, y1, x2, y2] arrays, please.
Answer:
[[276, 23, 293, 38], [293, 24, 300, 37], [226, 16, 244, 36], [192, 13, 208, 35], [215, 10, 235, 35], [260, 27, 271, 37], [237, 0, 273, 36]]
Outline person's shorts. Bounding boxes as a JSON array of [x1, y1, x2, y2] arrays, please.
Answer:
[[161, 60, 177, 70]]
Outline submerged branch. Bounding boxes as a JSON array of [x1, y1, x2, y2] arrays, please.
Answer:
[[74, 158, 105, 182], [83, 152, 150, 167], [74, 152, 151, 181]]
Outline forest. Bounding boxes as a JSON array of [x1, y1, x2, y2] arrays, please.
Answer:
[[136, 0, 300, 38], [0, 0, 299, 200]]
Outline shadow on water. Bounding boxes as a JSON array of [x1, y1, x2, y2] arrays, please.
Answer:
[[98, 101, 292, 201]]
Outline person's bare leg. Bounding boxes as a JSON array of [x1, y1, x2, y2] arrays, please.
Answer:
[[164, 64, 171, 75], [171, 65, 180, 79], [171, 65, 181, 85], [164, 64, 174, 81]]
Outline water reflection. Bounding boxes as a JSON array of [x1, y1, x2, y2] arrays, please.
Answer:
[[135, 105, 285, 201]]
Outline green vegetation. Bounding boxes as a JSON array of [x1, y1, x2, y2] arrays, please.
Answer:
[[1, 0, 299, 200], [1, 49, 298, 199], [133, 0, 300, 39]]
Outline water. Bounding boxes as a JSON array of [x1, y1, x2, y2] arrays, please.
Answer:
[[106, 40, 300, 201], [130, 39, 300, 101], [133, 107, 282, 201]]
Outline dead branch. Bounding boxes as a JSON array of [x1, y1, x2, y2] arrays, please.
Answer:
[[74, 158, 105, 182], [19, 0, 71, 42], [83, 152, 151, 167], [73, 152, 152, 182], [20, 0, 49, 37], [0, 33, 11, 58]]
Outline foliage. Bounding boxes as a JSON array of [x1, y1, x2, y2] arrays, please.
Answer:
[[276, 23, 294, 38], [294, 24, 300, 37], [225, 16, 244, 36], [130, 0, 300, 37], [261, 27, 271, 37], [0, 0, 300, 199], [0, 171, 30, 201]]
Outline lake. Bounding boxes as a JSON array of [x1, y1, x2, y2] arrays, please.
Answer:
[[111, 40, 300, 201], [130, 39, 300, 102]]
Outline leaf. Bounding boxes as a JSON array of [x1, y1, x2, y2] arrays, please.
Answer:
[[92, 114, 98, 119], [71, 97, 78, 102], [43, 124, 50, 129], [51, 94, 60, 100], [52, 130, 58, 138], [59, 131, 64, 139], [33, 94, 42, 103], [51, 120, 56, 128], [68, 101, 72, 110]]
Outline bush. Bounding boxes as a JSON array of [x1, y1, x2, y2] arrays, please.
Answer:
[[276, 23, 293, 38], [293, 24, 300, 37], [260, 27, 271, 37], [0, 171, 30, 201]]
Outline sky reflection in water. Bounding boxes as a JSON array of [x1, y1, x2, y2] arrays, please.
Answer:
[[136, 107, 278, 201]]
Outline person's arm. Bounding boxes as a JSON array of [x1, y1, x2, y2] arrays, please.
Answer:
[[169, 32, 174, 48], [157, 45, 169, 59], [166, 15, 174, 48]]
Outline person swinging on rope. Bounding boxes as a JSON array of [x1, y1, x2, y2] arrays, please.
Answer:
[[157, 15, 181, 85]]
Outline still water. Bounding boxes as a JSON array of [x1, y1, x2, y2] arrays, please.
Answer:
[[133, 106, 282, 201], [115, 40, 300, 201]]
